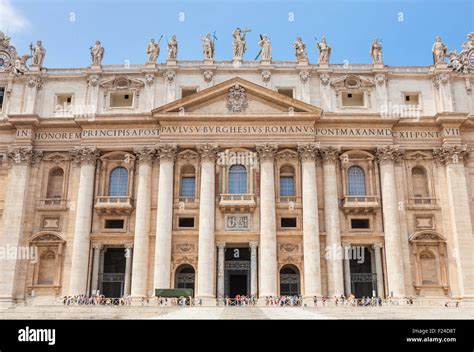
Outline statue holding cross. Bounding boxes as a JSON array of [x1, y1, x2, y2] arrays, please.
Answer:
[[232, 27, 251, 60]]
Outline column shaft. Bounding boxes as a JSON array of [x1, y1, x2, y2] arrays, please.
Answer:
[[373, 244, 385, 297], [377, 146, 406, 297], [131, 148, 154, 297], [153, 160, 175, 289], [321, 148, 344, 297], [257, 144, 278, 297], [90, 245, 102, 295], [0, 150, 32, 303], [217, 242, 225, 301], [69, 148, 98, 295], [124, 246, 133, 295], [343, 246, 352, 296], [196, 143, 218, 301], [250, 242, 258, 297]]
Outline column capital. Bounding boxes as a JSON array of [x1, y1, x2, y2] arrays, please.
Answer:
[[156, 143, 178, 163], [92, 243, 103, 250], [375, 145, 405, 165], [124, 243, 134, 249], [70, 146, 100, 165], [249, 241, 259, 249], [133, 146, 156, 164], [372, 243, 383, 249], [256, 143, 278, 162], [433, 143, 469, 166], [7, 146, 43, 166], [342, 243, 352, 248], [216, 241, 226, 249], [297, 143, 319, 162], [319, 146, 340, 164], [197, 143, 219, 163]]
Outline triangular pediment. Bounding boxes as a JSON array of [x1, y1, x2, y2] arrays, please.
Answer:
[[153, 77, 322, 115]]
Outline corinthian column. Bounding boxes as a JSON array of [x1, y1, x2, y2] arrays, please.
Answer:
[[153, 144, 177, 291], [0, 146, 42, 305], [69, 147, 100, 295], [196, 143, 218, 303], [131, 147, 155, 297], [297, 143, 322, 300], [256, 143, 278, 297], [375, 145, 406, 297], [319, 146, 344, 297], [433, 143, 474, 298]]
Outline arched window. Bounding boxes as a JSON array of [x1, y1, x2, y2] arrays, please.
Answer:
[[279, 265, 301, 296], [46, 167, 64, 199], [412, 167, 429, 199], [280, 165, 295, 197], [180, 165, 196, 197], [348, 166, 366, 196], [228, 165, 247, 194], [420, 251, 438, 285], [38, 251, 56, 285], [108, 167, 129, 196]]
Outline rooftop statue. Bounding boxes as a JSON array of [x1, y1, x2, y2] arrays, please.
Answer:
[[316, 36, 331, 64], [146, 37, 161, 64], [232, 28, 250, 60], [90, 41, 104, 66], [167, 35, 178, 60], [370, 38, 383, 64], [432, 36, 447, 64], [293, 37, 308, 62], [201, 33, 215, 60]]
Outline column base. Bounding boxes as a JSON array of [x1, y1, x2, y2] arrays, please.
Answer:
[[0, 296, 15, 309]]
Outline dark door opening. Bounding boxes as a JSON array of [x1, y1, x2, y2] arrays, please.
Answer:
[[224, 247, 250, 298], [229, 274, 248, 297], [349, 247, 377, 298], [100, 248, 126, 298]]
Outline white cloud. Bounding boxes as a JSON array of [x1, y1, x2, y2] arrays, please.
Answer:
[[0, 0, 30, 34]]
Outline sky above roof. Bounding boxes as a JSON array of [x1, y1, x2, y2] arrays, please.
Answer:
[[1, 0, 473, 68]]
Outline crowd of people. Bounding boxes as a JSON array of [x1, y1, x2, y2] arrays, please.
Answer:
[[60, 293, 458, 308]]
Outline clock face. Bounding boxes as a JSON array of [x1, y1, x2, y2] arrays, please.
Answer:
[[0, 51, 11, 72], [469, 50, 474, 69]]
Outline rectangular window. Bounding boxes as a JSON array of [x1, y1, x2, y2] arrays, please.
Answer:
[[178, 217, 195, 228], [404, 93, 420, 106], [180, 176, 196, 197], [277, 88, 294, 98], [110, 93, 134, 108], [181, 87, 198, 98], [55, 94, 73, 110], [351, 219, 370, 229], [342, 92, 364, 107], [0, 87, 4, 110], [281, 217, 297, 228], [104, 219, 125, 229], [280, 176, 295, 196]]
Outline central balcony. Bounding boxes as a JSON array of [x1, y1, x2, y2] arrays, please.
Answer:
[[219, 193, 256, 212], [341, 195, 379, 214], [95, 196, 134, 215]]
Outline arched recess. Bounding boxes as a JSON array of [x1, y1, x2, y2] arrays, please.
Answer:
[[28, 232, 66, 296], [279, 264, 301, 296], [409, 231, 449, 296], [174, 264, 195, 296]]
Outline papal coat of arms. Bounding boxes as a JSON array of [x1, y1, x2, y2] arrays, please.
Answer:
[[226, 84, 249, 113]]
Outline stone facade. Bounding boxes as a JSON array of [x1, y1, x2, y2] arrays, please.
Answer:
[[0, 32, 474, 305]]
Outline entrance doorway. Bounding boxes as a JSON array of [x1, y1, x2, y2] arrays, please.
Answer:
[[174, 264, 195, 296], [279, 265, 301, 296], [349, 247, 377, 298], [99, 247, 126, 297], [224, 247, 250, 297]]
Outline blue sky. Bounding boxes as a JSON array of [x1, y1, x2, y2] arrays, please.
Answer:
[[1, 0, 473, 67]]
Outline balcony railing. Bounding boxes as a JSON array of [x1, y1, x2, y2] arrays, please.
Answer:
[[276, 196, 300, 203], [341, 195, 379, 214], [177, 196, 197, 204], [95, 196, 133, 214], [36, 198, 68, 210], [219, 193, 256, 212], [408, 197, 438, 206]]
